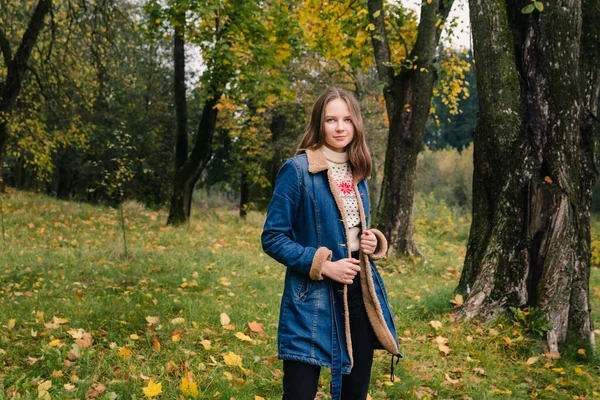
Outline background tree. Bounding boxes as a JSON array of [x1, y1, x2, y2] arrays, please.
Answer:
[[456, 0, 600, 351], [367, 0, 456, 256], [0, 0, 52, 190]]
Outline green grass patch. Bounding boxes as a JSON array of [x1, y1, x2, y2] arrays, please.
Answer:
[[0, 189, 598, 399]]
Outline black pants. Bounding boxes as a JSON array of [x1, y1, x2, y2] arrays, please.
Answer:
[[282, 258, 375, 399]]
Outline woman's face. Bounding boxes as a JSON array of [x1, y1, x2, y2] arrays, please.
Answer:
[[322, 98, 355, 153]]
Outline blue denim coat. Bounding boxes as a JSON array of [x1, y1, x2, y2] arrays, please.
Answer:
[[262, 148, 401, 399]]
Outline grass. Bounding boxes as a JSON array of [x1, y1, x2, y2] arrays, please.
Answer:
[[0, 189, 598, 399]]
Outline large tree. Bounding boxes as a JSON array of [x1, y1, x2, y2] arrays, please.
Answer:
[[367, 0, 454, 256], [457, 0, 600, 351], [0, 0, 52, 190]]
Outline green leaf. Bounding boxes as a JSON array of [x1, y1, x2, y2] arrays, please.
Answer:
[[521, 4, 535, 13], [534, 1, 544, 11], [373, 10, 381, 18]]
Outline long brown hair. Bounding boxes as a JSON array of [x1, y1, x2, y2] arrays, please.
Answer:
[[296, 87, 372, 180]]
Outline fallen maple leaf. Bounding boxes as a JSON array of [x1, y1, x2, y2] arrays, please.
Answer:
[[76, 333, 93, 349], [181, 375, 200, 398], [86, 383, 107, 399], [223, 351, 243, 368], [118, 347, 132, 359], [142, 380, 162, 398], [450, 294, 464, 307], [248, 321, 264, 333]]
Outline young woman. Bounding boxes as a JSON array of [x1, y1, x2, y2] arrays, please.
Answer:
[[262, 88, 401, 400]]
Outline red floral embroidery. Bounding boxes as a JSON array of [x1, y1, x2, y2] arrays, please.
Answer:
[[337, 181, 354, 195]]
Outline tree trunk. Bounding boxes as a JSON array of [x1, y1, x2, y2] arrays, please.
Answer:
[[457, 0, 600, 352], [167, 95, 220, 226], [368, 0, 453, 256], [240, 172, 248, 218], [0, 0, 52, 190]]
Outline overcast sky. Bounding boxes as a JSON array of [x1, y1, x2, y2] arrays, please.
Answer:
[[402, 0, 472, 49]]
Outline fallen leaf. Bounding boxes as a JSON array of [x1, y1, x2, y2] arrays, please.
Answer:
[[170, 317, 185, 325], [146, 316, 160, 326], [450, 294, 464, 307], [86, 383, 107, 399], [526, 357, 539, 365], [472, 367, 486, 376], [438, 343, 451, 356], [235, 332, 253, 342], [130, 334, 139, 340], [48, 339, 62, 347], [444, 373, 460, 385], [152, 336, 161, 350], [142, 380, 162, 398], [76, 333, 93, 349], [200, 339, 211, 350], [223, 351, 243, 368], [37, 380, 52, 398], [220, 313, 231, 326], [118, 347, 132, 359], [7, 319, 16, 330], [488, 328, 499, 337], [248, 321, 264, 333], [430, 321, 442, 330], [180, 376, 200, 398]]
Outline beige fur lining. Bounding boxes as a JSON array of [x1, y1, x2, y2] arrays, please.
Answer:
[[354, 182, 400, 356], [310, 247, 332, 280], [369, 228, 388, 260]]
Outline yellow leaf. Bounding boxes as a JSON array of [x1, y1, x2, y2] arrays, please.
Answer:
[[450, 294, 464, 307], [526, 356, 539, 365], [235, 332, 253, 342], [181, 376, 200, 397], [488, 328, 499, 337], [118, 347, 132, 359], [223, 371, 233, 380], [48, 339, 61, 347], [152, 336, 161, 350], [574, 367, 584, 376], [223, 351, 243, 368], [142, 380, 162, 398], [7, 319, 16, 330], [577, 348, 586, 355], [255, 397, 266, 400], [130, 334, 139, 340], [170, 317, 185, 325], [220, 313, 231, 326], [200, 339, 211, 350], [146, 316, 160, 326]]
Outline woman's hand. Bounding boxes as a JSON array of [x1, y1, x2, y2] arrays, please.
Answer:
[[322, 258, 361, 284], [360, 230, 378, 255]]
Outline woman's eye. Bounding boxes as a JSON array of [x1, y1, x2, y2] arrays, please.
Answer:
[[326, 119, 335, 123], [344, 119, 352, 122]]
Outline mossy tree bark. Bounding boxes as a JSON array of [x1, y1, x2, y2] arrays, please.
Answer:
[[457, 0, 600, 352], [367, 0, 453, 256]]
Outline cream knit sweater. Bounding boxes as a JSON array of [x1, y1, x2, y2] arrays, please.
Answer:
[[321, 146, 361, 252]]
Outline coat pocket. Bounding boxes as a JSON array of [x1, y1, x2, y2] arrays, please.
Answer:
[[294, 275, 312, 302]]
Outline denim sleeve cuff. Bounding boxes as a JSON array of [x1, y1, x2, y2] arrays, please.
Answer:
[[369, 229, 388, 260], [309, 247, 332, 280]]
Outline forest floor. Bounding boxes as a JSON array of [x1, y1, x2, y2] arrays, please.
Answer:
[[0, 189, 598, 399]]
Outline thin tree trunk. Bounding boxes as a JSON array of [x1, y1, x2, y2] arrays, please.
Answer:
[[458, 0, 599, 352], [0, 0, 52, 189], [240, 172, 248, 218], [368, 0, 453, 256]]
